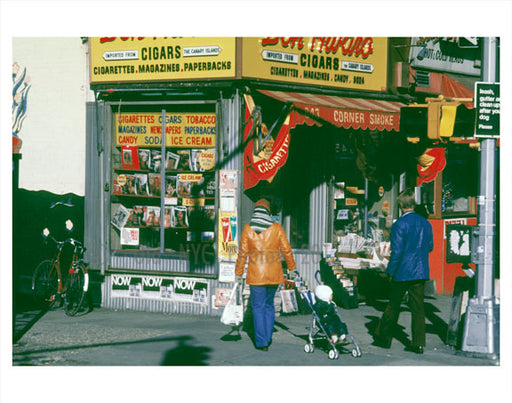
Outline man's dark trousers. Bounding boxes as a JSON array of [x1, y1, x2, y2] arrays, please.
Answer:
[[375, 280, 426, 347]]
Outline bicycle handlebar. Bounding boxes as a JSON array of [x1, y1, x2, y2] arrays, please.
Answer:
[[44, 234, 86, 252]]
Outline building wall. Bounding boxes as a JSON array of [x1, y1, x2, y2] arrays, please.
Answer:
[[12, 37, 89, 196]]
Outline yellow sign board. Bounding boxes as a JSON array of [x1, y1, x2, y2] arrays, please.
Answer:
[[115, 112, 216, 148], [89, 37, 237, 83], [242, 37, 388, 91]]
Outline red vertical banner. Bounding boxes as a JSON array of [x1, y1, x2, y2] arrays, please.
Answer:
[[243, 102, 292, 190]]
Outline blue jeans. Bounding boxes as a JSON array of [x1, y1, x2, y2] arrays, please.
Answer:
[[250, 285, 278, 348]]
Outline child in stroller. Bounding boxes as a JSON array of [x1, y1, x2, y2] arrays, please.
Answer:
[[303, 283, 362, 360], [314, 285, 348, 344]]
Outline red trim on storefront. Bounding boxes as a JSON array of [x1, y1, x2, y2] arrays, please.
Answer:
[[258, 89, 405, 132]]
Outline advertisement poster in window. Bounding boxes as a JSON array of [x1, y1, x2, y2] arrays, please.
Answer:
[[218, 261, 236, 282], [218, 211, 238, 262], [111, 274, 208, 304]]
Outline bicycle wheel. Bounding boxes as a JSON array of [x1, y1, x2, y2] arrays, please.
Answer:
[[32, 260, 60, 308], [64, 263, 88, 316]]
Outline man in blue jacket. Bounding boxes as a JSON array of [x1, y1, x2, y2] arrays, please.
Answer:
[[373, 188, 434, 354]]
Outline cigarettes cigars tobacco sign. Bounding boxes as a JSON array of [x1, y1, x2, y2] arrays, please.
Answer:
[[115, 112, 216, 148], [242, 37, 388, 91], [89, 37, 236, 83]]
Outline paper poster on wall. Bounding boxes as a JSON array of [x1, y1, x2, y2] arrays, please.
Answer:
[[219, 261, 236, 282], [218, 210, 238, 261], [111, 204, 130, 230], [213, 287, 232, 308], [121, 227, 140, 245], [110, 274, 208, 304], [220, 192, 236, 212], [220, 170, 237, 190], [219, 170, 237, 213]]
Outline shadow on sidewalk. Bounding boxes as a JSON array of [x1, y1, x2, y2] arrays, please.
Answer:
[[13, 335, 195, 365], [364, 296, 449, 345], [161, 339, 212, 365], [13, 308, 48, 344]]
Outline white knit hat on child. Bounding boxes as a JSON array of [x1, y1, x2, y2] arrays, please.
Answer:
[[315, 285, 333, 302]]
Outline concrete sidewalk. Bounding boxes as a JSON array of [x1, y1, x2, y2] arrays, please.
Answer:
[[12, 294, 498, 366]]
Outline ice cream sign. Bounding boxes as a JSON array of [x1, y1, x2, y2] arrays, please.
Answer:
[[115, 112, 216, 148]]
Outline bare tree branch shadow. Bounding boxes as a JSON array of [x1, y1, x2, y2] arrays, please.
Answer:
[[161, 339, 212, 365]]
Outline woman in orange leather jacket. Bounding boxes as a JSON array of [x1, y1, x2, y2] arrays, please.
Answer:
[[235, 199, 296, 351]]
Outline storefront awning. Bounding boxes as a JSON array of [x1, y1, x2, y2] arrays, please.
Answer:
[[257, 89, 406, 132]]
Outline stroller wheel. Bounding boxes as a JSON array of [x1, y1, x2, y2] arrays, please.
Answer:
[[328, 349, 339, 360], [304, 344, 314, 353], [352, 348, 362, 358]]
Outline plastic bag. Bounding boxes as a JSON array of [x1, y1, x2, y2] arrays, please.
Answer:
[[220, 282, 244, 326]]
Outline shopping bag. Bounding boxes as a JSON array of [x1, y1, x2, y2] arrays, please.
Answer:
[[220, 282, 244, 326]]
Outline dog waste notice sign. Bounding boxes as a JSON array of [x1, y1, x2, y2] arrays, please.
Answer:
[[475, 82, 500, 137]]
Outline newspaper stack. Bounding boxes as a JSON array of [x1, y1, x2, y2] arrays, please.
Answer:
[[337, 233, 374, 254]]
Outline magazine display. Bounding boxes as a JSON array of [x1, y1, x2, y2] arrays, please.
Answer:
[[204, 176, 216, 197], [138, 149, 151, 170], [177, 149, 191, 171], [134, 174, 149, 196], [190, 149, 204, 171], [148, 173, 161, 196], [122, 174, 137, 195], [143, 206, 161, 227], [166, 151, 180, 170], [177, 177, 192, 197], [121, 145, 140, 170], [163, 207, 173, 229], [112, 136, 217, 252], [165, 175, 177, 197], [113, 177, 122, 194], [126, 205, 145, 227], [203, 205, 215, 226], [172, 206, 189, 228], [111, 204, 130, 230], [151, 150, 162, 172]]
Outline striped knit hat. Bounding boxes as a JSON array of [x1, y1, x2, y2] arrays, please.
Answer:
[[250, 199, 274, 234]]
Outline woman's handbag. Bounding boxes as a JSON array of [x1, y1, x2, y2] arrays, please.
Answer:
[[220, 282, 244, 326]]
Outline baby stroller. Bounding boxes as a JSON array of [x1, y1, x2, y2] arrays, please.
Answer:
[[300, 274, 362, 360]]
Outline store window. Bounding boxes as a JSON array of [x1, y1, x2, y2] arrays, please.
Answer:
[[442, 147, 479, 215], [110, 106, 217, 256], [418, 146, 479, 218]]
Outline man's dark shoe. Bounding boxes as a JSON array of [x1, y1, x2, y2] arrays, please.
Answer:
[[404, 345, 424, 354], [371, 338, 391, 349], [256, 346, 268, 351]]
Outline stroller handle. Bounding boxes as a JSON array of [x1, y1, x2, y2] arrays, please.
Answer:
[[314, 270, 323, 285]]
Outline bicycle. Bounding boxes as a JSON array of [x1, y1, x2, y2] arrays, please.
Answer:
[[31, 229, 89, 316]]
